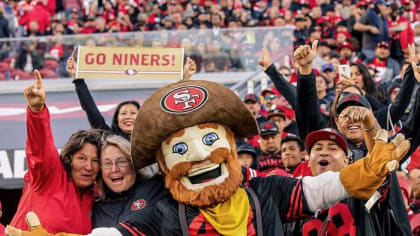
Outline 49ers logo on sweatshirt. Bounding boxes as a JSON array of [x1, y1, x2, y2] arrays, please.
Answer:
[[160, 85, 208, 114], [131, 199, 146, 211]]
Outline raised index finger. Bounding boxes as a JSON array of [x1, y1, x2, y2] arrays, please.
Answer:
[[33, 70, 43, 86], [263, 47, 270, 58], [311, 40, 318, 53]]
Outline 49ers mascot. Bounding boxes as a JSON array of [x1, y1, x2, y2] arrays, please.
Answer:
[[6, 79, 410, 236]]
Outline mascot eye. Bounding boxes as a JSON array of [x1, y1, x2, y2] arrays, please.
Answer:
[[202, 132, 219, 146], [173, 142, 188, 155]]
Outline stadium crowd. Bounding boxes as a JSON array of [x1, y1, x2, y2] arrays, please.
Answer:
[[0, 0, 419, 79], [1, 0, 420, 235]]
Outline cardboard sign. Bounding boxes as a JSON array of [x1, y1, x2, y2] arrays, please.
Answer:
[[75, 46, 184, 80]]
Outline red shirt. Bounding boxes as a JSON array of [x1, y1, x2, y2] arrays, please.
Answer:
[[388, 16, 414, 50], [10, 106, 94, 234], [18, 2, 50, 33], [0, 223, 4, 236]]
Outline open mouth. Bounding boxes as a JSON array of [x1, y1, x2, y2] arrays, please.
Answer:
[[188, 164, 221, 184], [181, 163, 229, 191], [123, 121, 134, 127], [318, 160, 330, 167], [111, 176, 124, 183], [347, 125, 360, 131]]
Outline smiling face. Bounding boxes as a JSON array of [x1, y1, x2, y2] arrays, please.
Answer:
[[308, 140, 348, 176], [157, 123, 242, 207], [281, 141, 304, 171], [335, 105, 365, 144], [117, 104, 138, 134], [101, 145, 136, 194]]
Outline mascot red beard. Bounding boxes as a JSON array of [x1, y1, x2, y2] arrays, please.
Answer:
[[156, 123, 243, 207]]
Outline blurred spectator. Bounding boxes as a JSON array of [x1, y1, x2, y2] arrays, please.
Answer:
[[307, 25, 321, 45], [321, 63, 337, 93], [278, 66, 292, 83], [19, 0, 50, 34], [256, 121, 285, 175], [81, 17, 96, 34], [243, 93, 267, 126], [63, 0, 82, 19], [338, 41, 360, 65], [203, 39, 231, 72], [316, 74, 335, 111], [261, 88, 279, 111], [94, 17, 107, 33], [0, 8, 10, 38], [365, 41, 400, 82], [26, 21, 43, 37], [388, 2, 414, 52], [350, 63, 388, 107], [354, 0, 389, 53], [312, 41, 330, 71], [293, 17, 308, 47], [15, 41, 45, 72], [237, 142, 258, 169]]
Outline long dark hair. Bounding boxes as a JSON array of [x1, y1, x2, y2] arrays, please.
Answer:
[[350, 63, 387, 105], [111, 101, 140, 140]]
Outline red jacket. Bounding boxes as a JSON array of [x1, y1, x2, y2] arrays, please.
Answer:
[[10, 106, 94, 234], [388, 16, 414, 50], [0, 223, 4, 236], [18, 2, 50, 33]]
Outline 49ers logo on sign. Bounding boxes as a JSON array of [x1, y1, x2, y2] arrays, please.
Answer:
[[160, 85, 208, 114], [131, 199, 146, 211]]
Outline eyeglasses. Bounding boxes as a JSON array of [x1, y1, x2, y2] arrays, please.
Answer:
[[264, 95, 278, 100], [102, 159, 130, 169]]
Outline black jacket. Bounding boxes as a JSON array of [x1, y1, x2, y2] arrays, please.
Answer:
[[92, 176, 167, 228], [0, 14, 9, 38], [296, 64, 418, 141], [73, 79, 135, 140]]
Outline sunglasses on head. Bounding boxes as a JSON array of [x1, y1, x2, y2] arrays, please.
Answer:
[[264, 95, 278, 100]]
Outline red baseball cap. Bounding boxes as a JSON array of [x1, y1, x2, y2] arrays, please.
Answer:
[[261, 87, 280, 97], [338, 41, 355, 52], [356, 1, 368, 7], [305, 128, 348, 153]]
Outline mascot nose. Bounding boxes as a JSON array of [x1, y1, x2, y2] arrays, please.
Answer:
[[188, 140, 209, 162]]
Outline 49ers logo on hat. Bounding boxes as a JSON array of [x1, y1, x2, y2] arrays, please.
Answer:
[[131, 199, 146, 211], [160, 85, 208, 114]]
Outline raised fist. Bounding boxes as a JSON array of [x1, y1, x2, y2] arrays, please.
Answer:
[[293, 40, 318, 68]]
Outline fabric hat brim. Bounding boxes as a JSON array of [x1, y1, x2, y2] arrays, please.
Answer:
[[305, 130, 348, 153], [131, 80, 259, 170]]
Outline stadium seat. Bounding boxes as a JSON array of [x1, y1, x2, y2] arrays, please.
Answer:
[[39, 68, 59, 79]]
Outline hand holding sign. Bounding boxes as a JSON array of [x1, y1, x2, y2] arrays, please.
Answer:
[[66, 57, 76, 79], [23, 70, 45, 112], [183, 57, 196, 81]]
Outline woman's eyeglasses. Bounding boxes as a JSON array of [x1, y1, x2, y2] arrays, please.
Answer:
[[102, 159, 130, 169]]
